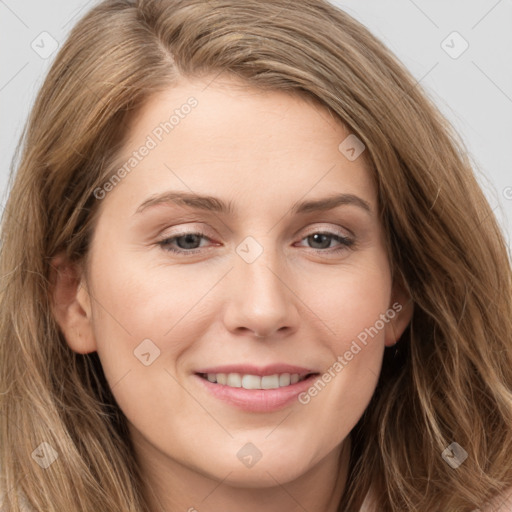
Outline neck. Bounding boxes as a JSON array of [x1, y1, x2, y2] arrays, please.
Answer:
[[132, 431, 352, 512]]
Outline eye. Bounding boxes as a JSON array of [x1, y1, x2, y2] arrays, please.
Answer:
[[296, 231, 354, 252], [157, 231, 213, 254], [156, 228, 355, 256]]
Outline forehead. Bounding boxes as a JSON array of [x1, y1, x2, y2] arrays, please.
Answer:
[[100, 74, 376, 216]]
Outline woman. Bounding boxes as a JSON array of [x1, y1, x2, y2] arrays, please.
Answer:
[[1, 1, 511, 510]]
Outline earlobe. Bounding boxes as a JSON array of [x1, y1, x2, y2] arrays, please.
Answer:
[[49, 253, 97, 354]]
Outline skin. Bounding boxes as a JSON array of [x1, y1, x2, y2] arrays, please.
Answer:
[[51, 74, 412, 512]]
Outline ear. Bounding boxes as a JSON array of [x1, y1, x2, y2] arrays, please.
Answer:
[[384, 274, 413, 347], [49, 252, 97, 354]]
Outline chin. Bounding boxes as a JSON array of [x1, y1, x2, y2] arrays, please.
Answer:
[[209, 463, 308, 489]]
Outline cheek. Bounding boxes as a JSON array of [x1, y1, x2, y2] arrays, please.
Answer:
[[302, 251, 392, 350], [335, 275, 391, 355], [85, 245, 224, 422], [86, 268, 194, 442], [88, 248, 212, 351], [292, 255, 392, 438]]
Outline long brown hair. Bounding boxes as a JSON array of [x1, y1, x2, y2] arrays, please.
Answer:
[[1, 1, 511, 510]]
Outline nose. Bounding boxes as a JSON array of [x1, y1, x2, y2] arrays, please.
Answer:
[[222, 243, 300, 339]]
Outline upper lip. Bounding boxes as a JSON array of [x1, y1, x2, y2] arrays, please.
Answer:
[[195, 364, 318, 378]]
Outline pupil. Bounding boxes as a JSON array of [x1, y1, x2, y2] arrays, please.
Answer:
[[178, 234, 201, 249], [310, 233, 330, 249]]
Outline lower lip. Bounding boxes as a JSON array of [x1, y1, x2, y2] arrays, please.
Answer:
[[194, 374, 319, 413]]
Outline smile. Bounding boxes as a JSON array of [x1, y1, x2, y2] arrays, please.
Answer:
[[197, 372, 315, 389], [194, 368, 321, 412]]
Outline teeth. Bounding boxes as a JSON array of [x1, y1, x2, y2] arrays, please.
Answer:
[[279, 373, 291, 386], [226, 373, 242, 387], [203, 372, 308, 389], [241, 374, 261, 389], [261, 375, 279, 389]]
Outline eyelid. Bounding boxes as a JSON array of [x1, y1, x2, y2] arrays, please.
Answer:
[[300, 223, 354, 239], [156, 223, 215, 240]]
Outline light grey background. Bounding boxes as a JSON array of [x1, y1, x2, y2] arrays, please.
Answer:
[[1, 0, 511, 244]]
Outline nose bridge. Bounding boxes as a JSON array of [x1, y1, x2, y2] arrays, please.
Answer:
[[223, 235, 299, 337]]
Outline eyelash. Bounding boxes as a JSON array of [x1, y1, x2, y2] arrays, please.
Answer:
[[156, 229, 355, 255]]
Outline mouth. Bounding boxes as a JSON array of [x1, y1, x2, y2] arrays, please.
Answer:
[[194, 366, 322, 412], [196, 371, 319, 390]]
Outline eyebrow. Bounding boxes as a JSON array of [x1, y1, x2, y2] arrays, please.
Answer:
[[134, 191, 371, 216]]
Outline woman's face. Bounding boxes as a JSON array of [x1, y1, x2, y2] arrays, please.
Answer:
[[55, 75, 411, 490]]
